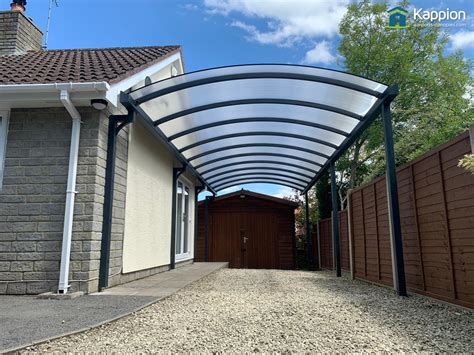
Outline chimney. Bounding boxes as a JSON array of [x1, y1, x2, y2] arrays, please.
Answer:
[[0, 0, 43, 55]]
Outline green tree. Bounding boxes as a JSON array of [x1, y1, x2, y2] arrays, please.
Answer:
[[338, 0, 473, 188], [315, 172, 331, 219]]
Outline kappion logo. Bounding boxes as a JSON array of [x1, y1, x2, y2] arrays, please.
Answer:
[[413, 7, 467, 21], [387, 6, 468, 29], [387, 7, 409, 28]]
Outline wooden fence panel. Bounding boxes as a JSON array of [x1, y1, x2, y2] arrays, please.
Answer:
[[314, 211, 349, 271], [346, 131, 474, 308], [339, 210, 350, 271], [319, 219, 333, 269]]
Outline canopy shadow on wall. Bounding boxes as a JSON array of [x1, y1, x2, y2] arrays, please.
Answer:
[[99, 64, 406, 298]]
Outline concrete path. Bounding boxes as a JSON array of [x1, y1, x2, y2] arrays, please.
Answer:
[[0, 262, 227, 352]]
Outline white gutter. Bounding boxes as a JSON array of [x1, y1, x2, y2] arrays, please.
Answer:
[[0, 82, 109, 93], [58, 90, 82, 294]]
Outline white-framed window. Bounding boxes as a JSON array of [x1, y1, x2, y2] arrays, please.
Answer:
[[0, 110, 9, 190], [175, 179, 192, 260]]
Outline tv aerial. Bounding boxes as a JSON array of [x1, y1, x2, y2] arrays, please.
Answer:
[[43, 0, 59, 49]]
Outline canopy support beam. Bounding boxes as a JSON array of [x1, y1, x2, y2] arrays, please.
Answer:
[[170, 166, 186, 270], [382, 102, 407, 297], [99, 111, 134, 291], [204, 195, 212, 262], [330, 163, 342, 277], [194, 186, 204, 262], [305, 192, 314, 270]]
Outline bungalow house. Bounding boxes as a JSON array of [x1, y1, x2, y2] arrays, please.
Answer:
[[0, 3, 202, 294]]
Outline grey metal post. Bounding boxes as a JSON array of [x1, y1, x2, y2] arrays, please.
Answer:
[[330, 164, 341, 277], [170, 169, 180, 270], [382, 102, 407, 297], [316, 220, 321, 270], [305, 192, 313, 270], [347, 191, 355, 280], [99, 113, 133, 291], [204, 196, 210, 262], [194, 187, 201, 262]]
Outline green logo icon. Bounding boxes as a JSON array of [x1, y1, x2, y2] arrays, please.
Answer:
[[387, 7, 409, 28]]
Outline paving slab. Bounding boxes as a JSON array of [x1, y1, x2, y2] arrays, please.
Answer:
[[0, 262, 227, 352]]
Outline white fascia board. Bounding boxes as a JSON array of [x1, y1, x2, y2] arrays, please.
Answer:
[[0, 82, 110, 109], [106, 52, 183, 109]]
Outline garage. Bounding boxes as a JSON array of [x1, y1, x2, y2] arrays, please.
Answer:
[[196, 190, 298, 269]]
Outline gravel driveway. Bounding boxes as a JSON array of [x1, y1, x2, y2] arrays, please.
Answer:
[[26, 269, 474, 353]]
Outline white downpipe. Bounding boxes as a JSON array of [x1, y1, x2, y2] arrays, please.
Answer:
[[58, 90, 81, 294]]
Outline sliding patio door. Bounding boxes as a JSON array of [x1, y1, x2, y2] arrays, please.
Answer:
[[175, 180, 191, 260]]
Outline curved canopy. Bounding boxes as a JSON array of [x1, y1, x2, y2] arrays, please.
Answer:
[[122, 64, 397, 193]]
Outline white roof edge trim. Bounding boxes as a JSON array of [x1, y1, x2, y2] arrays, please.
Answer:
[[107, 52, 183, 108]]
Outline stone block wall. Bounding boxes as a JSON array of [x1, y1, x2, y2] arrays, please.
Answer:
[[0, 106, 184, 295], [0, 107, 105, 294]]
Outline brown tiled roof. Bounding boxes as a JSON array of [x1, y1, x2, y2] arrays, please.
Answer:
[[0, 46, 181, 85]]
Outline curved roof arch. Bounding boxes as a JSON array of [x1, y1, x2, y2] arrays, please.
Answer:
[[122, 64, 397, 193]]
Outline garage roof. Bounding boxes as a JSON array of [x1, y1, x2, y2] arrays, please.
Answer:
[[198, 189, 299, 207], [121, 64, 398, 194]]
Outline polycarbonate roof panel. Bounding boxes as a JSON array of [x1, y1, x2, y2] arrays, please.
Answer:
[[209, 172, 310, 186], [159, 104, 359, 138], [207, 168, 313, 184], [216, 178, 306, 191], [182, 136, 337, 160], [190, 146, 328, 167], [197, 155, 321, 175], [125, 64, 391, 192], [201, 162, 318, 177]]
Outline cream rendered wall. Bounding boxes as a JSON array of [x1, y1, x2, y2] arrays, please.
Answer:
[[122, 122, 174, 273]]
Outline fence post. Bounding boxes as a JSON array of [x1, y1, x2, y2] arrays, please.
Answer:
[[347, 191, 355, 280]]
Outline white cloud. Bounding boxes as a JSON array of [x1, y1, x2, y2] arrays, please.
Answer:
[[183, 3, 199, 11], [450, 30, 474, 50], [302, 41, 337, 65], [271, 186, 297, 199], [216, 186, 242, 195], [204, 0, 348, 46]]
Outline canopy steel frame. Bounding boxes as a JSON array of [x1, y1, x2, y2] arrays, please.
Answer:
[[117, 64, 407, 296], [330, 163, 341, 277], [305, 192, 313, 270], [155, 99, 363, 126], [178, 131, 340, 154], [213, 176, 306, 190], [136, 70, 382, 105], [194, 152, 323, 170], [206, 167, 314, 181], [168, 117, 349, 141], [210, 172, 310, 186], [199, 160, 319, 176], [187, 143, 331, 162], [216, 180, 303, 192]]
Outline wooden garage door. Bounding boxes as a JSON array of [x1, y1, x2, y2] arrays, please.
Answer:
[[209, 211, 279, 269], [243, 212, 279, 269], [209, 212, 243, 268]]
